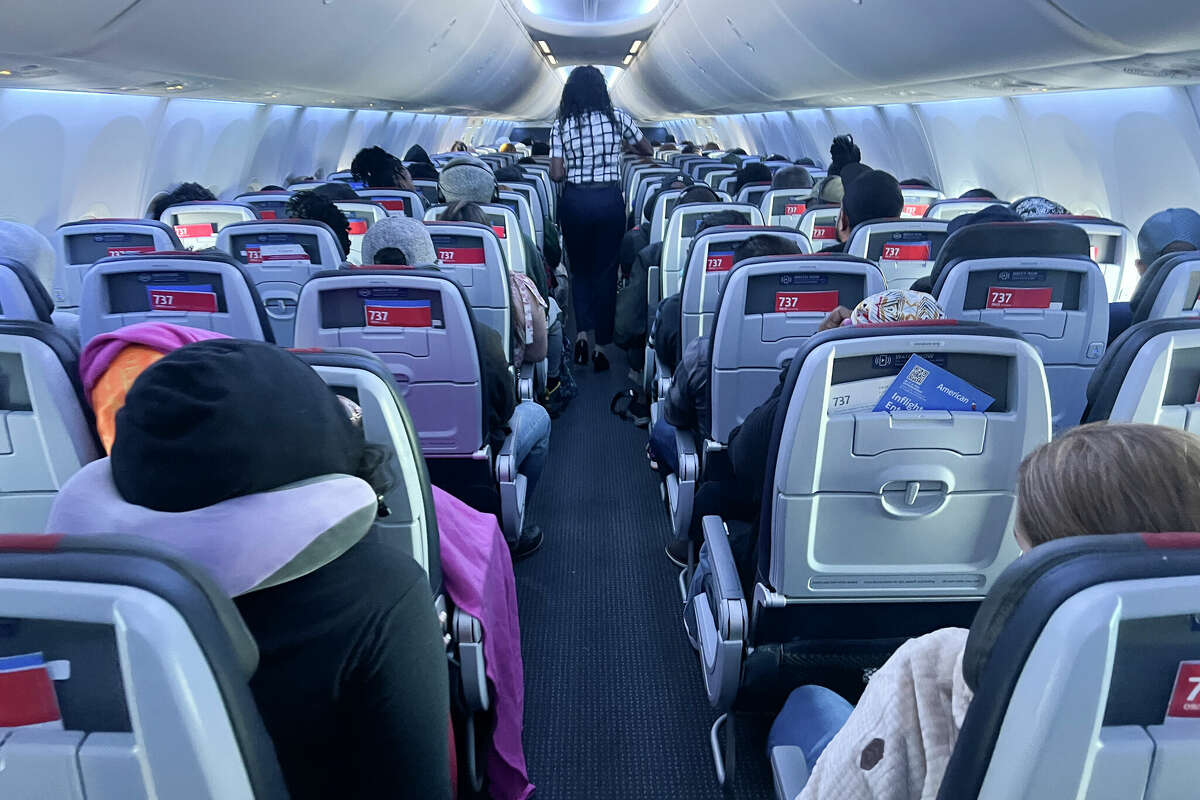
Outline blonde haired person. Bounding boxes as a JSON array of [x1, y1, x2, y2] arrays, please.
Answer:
[[775, 422, 1200, 800]]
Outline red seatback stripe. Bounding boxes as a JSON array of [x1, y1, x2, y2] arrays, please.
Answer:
[[0, 534, 64, 551], [1141, 532, 1200, 549]]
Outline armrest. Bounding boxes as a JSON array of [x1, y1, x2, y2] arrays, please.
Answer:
[[701, 516, 745, 608], [675, 426, 699, 483], [770, 745, 811, 800], [495, 432, 517, 483], [696, 515, 747, 710], [453, 609, 490, 712], [518, 362, 535, 402], [655, 353, 673, 402]]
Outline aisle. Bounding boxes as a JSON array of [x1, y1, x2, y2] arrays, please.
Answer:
[[515, 353, 773, 799]]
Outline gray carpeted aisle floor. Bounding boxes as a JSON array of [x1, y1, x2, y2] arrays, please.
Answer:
[[516, 351, 773, 799]]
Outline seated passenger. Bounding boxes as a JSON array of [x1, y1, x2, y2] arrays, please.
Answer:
[[775, 422, 1200, 800], [351, 145, 415, 191], [681, 143, 698, 155], [438, 200, 552, 375], [796, 157, 817, 167], [651, 209, 763, 374], [499, 142, 518, 154], [907, 204, 1021, 293], [827, 134, 861, 177], [702, 141, 721, 152], [438, 158, 550, 299], [649, 234, 804, 476], [361, 215, 439, 267], [810, 175, 844, 207], [621, 174, 691, 276], [732, 162, 772, 196], [81, 322, 229, 452], [670, 289, 946, 570], [286, 191, 352, 259], [1109, 206, 1200, 341], [145, 181, 216, 219], [48, 339, 453, 800], [530, 141, 550, 157], [960, 187, 998, 200], [450, 140, 471, 153], [1134, 206, 1200, 275], [772, 166, 813, 191], [1009, 195, 1068, 218], [0, 220, 78, 340], [823, 167, 904, 253], [900, 177, 938, 190], [614, 184, 722, 369]]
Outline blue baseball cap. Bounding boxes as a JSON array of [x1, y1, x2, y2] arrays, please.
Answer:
[[1137, 208, 1200, 263]]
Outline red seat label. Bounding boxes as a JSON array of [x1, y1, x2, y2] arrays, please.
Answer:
[[492, 225, 507, 239], [0, 653, 61, 728], [705, 251, 734, 272], [347, 219, 368, 236], [986, 286, 1053, 309], [147, 287, 218, 313], [812, 225, 837, 240], [107, 245, 155, 257], [1166, 661, 1200, 719], [174, 223, 214, 239], [259, 210, 278, 220], [784, 203, 807, 216], [364, 300, 433, 328], [881, 242, 931, 261], [775, 290, 839, 313], [1089, 245, 1099, 261], [378, 199, 408, 212], [438, 246, 486, 264], [902, 203, 929, 217]]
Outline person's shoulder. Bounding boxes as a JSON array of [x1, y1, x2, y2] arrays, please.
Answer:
[[324, 529, 429, 604]]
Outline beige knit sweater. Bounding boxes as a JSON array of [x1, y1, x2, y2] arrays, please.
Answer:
[[798, 627, 973, 800]]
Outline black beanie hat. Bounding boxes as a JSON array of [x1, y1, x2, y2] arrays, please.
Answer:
[[842, 169, 904, 229], [111, 339, 368, 512]]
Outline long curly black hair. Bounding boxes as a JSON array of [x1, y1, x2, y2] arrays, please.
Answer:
[[557, 66, 619, 130]]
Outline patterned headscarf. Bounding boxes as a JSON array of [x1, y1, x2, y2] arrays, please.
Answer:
[[849, 290, 946, 325], [1010, 196, 1069, 219]]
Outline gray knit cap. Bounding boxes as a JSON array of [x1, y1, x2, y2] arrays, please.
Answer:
[[438, 157, 496, 205], [361, 217, 438, 267]]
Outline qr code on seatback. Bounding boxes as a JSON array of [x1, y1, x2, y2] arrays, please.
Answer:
[[908, 365, 931, 386]]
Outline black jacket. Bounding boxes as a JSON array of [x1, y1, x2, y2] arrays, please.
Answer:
[[236, 529, 452, 800], [476, 325, 517, 452]]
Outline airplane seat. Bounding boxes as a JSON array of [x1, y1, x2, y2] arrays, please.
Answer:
[[924, 197, 1004, 222], [899, 186, 945, 218], [411, 180, 441, 208], [931, 221, 1104, 432], [1082, 318, 1200, 428], [285, 181, 328, 192], [1129, 251, 1200, 325], [0, 532, 289, 799], [646, 188, 687, 245], [698, 321, 1050, 785], [0, 257, 56, 324], [499, 182, 545, 243], [0, 320, 100, 533], [734, 183, 771, 208], [290, 344, 499, 790], [79, 252, 275, 345], [630, 167, 679, 220], [232, 191, 294, 221], [1028, 214, 1137, 302], [421, 221, 513, 360], [215, 219, 345, 347], [358, 189, 426, 220], [717, 174, 738, 196], [642, 201, 764, 392], [796, 205, 841, 251], [290, 346, 441, 585], [495, 190, 537, 244], [158, 202, 259, 251], [332, 200, 390, 264], [844, 218, 950, 290], [758, 189, 812, 229], [53, 219, 183, 311], [932, 532, 1200, 800], [705, 168, 735, 190], [424, 204, 528, 277], [707, 254, 886, 444], [292, 269, 525, 542]]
